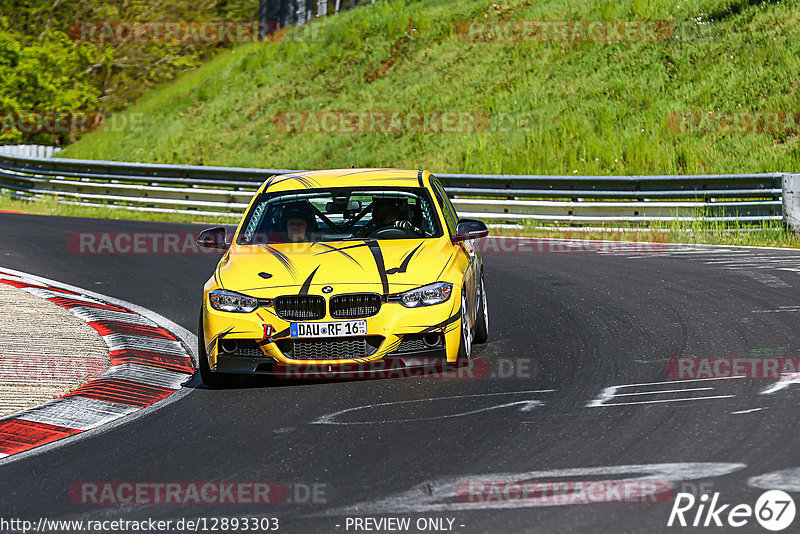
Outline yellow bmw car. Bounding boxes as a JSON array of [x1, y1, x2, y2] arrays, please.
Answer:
[[196, 168, 489, 387]]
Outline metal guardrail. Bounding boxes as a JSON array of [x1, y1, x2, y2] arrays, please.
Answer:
[[0, 150, 788, 226], [0, 145, 62, 158]]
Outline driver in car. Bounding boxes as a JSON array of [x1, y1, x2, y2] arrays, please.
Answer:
[[368, 198, 422, 237]]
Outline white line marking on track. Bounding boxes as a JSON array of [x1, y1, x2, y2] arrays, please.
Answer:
[[587, 376, 746, 407], [15, 397, 139, 431], [593, 395, 735, 407], [752, 306, 800, 313], [760, 373, 800, 395], [731, 408, 764, 415], [613, 387, 713, 397], [311, 390, 554, 425], [749, 467, 800, 492]]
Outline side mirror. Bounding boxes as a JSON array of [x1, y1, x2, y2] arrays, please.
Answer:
[[452, 219, 489, 243], [196, 227, 230, 251]]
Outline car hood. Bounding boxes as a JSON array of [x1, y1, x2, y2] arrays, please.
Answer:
[[217, 239, 455, 296]]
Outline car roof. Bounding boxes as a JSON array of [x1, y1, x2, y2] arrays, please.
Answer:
[[259, 168, 432, 193]]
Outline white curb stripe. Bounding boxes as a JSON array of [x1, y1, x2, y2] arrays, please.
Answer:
[[23, 288, 103, 303], [15, 397, 139, 431], [0, 453, 7, 458], [0, 272, 29, 282], [68, 306, 156, 327], [103, 363, 192, 390], [102, 334, 186, 355]]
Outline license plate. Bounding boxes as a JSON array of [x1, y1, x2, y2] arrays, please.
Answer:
[[290, 320, 367, 338]]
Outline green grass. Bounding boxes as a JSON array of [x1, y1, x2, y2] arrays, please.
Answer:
[[60, 0, 800, 175], [16, 0, 800, 247], [514, 219, 800, 248], [0, 192, 232, 224]]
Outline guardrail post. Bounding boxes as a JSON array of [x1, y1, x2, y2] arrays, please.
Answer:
[[783, 173, 800, 233]]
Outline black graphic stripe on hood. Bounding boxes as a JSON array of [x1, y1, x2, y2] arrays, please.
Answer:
[[387, 243, 423, 275], [265, 173, 320, 190], [435, 250, 455, 281], [317, 242, 371, 254], [312, 243, 364, 267], [259, 244, 298, 280], [299, 266, 320, 295], [365, 240, 389, 295]]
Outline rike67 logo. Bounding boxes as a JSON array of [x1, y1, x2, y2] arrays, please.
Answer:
[[668, 490, 796, 531]]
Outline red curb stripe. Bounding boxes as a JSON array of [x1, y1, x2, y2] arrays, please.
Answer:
[[62, 379, 175, 407], [47, 296, 130, 313], [87, 321, 177, 340], [109, 349, 194, 373], [0, 419, 81, 455], [0, 279, 79, 295], [0, 210, 23, 214]]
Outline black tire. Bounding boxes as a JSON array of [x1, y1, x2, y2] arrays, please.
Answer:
[[473, 271, 489, 344], [456, 286, 472, 363], [198, 312, 237, 389]]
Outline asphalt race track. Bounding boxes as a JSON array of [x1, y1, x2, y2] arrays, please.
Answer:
[[1, 212, 799, 533]]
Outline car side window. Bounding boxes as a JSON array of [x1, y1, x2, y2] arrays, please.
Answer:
[[431, 178, 458, 235]]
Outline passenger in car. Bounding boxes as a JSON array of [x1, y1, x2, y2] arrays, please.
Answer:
[[282, 204, 316, 242]]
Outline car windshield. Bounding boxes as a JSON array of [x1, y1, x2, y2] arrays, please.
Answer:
[[237, 187, 444, 244]]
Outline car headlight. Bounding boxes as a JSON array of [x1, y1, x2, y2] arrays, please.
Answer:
[[392, 282, 453, 308], [208, 289, 259, 313]]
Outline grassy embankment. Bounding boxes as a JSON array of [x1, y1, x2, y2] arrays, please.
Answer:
[[4, 0, 799, 246]]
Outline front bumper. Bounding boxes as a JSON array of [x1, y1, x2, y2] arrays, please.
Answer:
[[202, 294, 461, 371]]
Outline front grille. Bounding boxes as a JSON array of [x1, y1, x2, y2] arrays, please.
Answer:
[[277, 336, 383, 360], [275, 295, 326, 320], [330, 293, 382, 319]]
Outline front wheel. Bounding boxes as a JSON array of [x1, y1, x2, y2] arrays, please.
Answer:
[[473, 271, 489, 344], [198, 312, 237, 389]]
